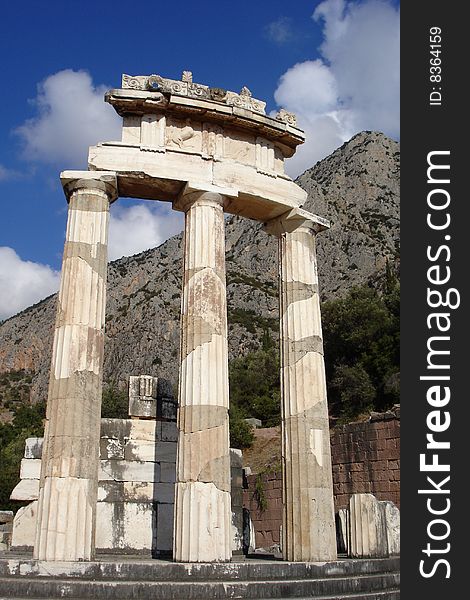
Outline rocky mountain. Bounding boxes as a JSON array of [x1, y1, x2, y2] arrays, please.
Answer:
[[0, 131, 399, 405]]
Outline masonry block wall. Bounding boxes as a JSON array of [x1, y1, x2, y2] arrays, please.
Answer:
[[243, 412, 400, 550], [331, 413, 400, 510]]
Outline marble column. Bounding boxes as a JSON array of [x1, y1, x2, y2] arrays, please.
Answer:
[[265, 208, 337, 562], [173, 190, 232, 562], [34, 171, 118, 561]]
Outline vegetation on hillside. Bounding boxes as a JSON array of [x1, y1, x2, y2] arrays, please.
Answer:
[[228, 279, 400, 446], [0, 400, 45, 512]]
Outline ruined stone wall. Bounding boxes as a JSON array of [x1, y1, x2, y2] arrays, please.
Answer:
[[243, 412, 400, 550], [331, 413, 400, 510]]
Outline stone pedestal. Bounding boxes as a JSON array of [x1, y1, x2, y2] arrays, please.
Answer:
[[265, 208, 337, 562], [34, 171, 117, 561], [173, 190, 232, 562]]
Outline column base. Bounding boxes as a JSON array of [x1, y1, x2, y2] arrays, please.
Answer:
[[173, 482, 232, 562], [34, 476, 95, 561]]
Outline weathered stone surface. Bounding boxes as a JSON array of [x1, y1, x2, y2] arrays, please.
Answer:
[[128, 375, 158, 419], [10, 479, 39, 501], [34, 172, 118, 562], [349, 493, 389, 558], [155, 503, 174, 552], [24, 437, 43, 459], [160, 462, 176, 483], [174, 481, 231, 562], [159, 421, 178, 442], [336, 508, 350, 554], [11, 501, 38, 550], [264, 210, 336, 562], [0, 555, 401, 599], [124, 440, 176, 463], [95, 502, 154, 554], [173, 191, 232, 562], [100, 437, 125, 460], [99, 460, 160, 483], [0, 511, 13, 523], [382, 501, 400, 556], [19, 459, 41, 480]]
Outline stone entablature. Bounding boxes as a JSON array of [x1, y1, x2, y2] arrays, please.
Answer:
[[88, 72, 306, 221]]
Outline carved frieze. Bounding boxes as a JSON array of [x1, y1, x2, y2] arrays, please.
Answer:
[[224, 130, 256, 167], [166, 117, 202, 152], [202, 123, 224, 160]]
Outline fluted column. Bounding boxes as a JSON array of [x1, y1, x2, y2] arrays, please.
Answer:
[[173, 189, 232, 562], [34, 171, 118, 561], [265, 208, 337, 562]]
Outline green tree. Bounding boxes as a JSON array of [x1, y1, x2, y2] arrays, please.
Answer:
[[101, 384, 129, 419], [0, 401, 45, 512], [229, 402, 255, 449], [322, 282, 400, 419], [229, 347, 281, 427]]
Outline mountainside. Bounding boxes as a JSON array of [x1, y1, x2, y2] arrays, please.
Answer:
[[0, 131, 399, 405]]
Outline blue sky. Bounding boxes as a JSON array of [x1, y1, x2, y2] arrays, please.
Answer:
[[0, 0, 399, 320]]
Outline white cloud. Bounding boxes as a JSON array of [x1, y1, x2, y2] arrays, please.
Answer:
[[0, 247, 60, 321], [16, 70, 121, 167], [108, 202, 183, 261], [266, 17, 294, 44], [275, 0, 400, 176]]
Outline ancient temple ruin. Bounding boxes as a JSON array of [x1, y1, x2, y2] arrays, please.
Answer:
[[34, 72, 336, 563]]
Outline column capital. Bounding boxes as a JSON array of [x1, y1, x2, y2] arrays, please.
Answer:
[[60, 170, 118, 203], [173, 181, 238, 213], [264, 207, 330, 237]]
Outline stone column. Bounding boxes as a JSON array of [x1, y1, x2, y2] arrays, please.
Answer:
[[173, 189, 232, 562], [34, 171, 118, 561], [265, 208, 337, 562]]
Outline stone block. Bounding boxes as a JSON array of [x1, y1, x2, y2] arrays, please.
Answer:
[[155, 503, 174, 553], [10, 479, 39, 501], [157, 379, 174, 399], [128, 375, 158, 419], [100, 437, 125, 460], [160, 398, 177, 421], [159, 421, 178, 442], [244, 418, 262, 428], [24, 437, 43, 459], [95, 502, 154, 554], [160, 462, 176, 483], [153, 482, 175, 504], [0, 511, 13, 524], [124, 440, 177, 463], [231, 487, 243, 509], [349, 493, 389, 558], [99, 460, 159, 483], [11, 501, 38, 550], [128, 419, 157, 441], [231, 508, 244, 553], [19, 459, 41, 480], [98, 481, 153, 502], [336, 508, 350, 554], [382, 501, 400, 555], [230, 447, 243, 469]]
